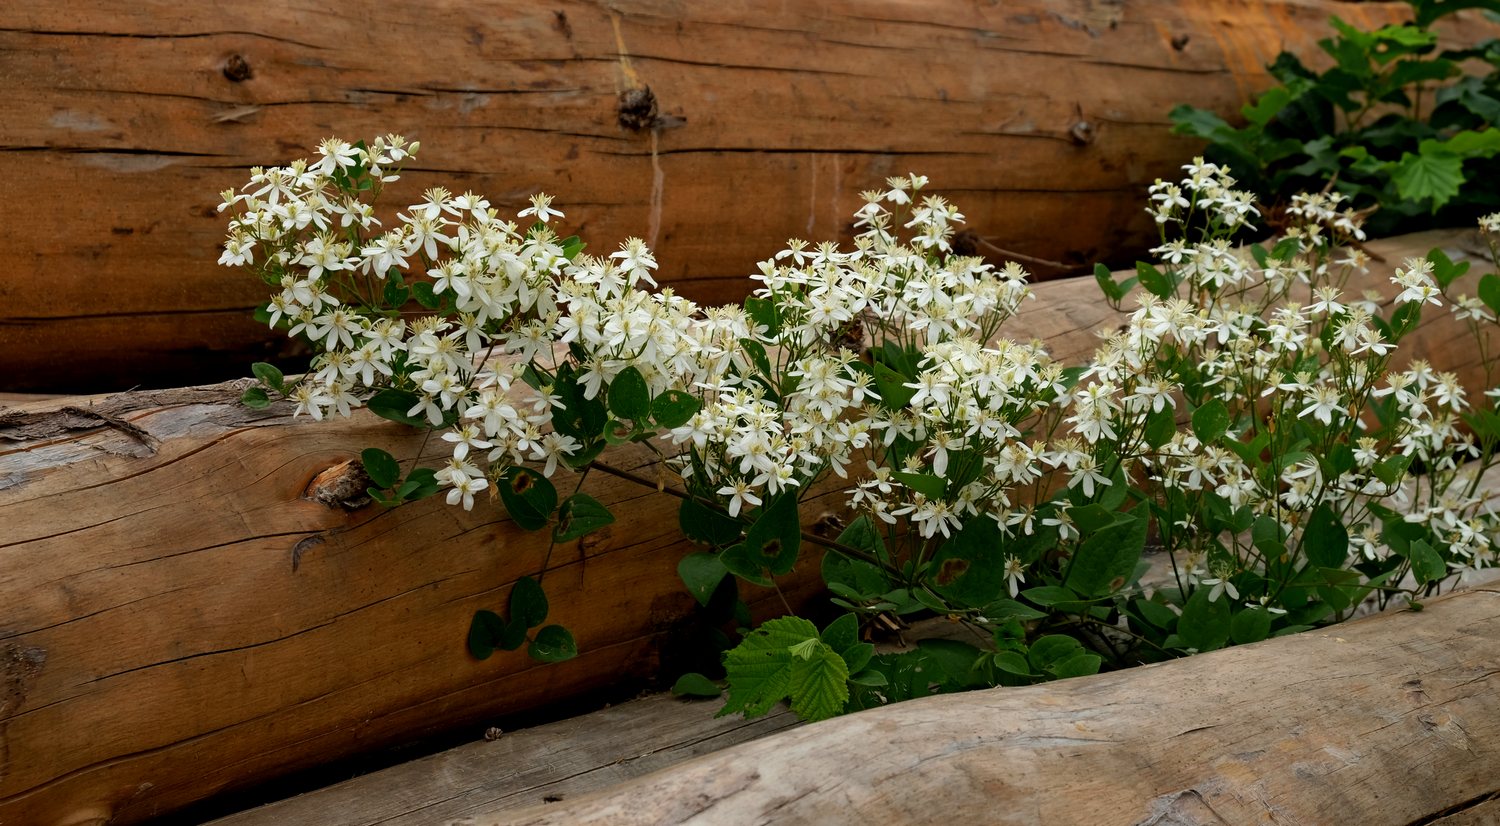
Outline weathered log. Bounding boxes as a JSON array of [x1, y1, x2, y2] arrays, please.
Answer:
[[0, 228, 1484, 824], [205, 588, 1500, 825], [5, 0, 1494, 392], [491, 587, 1500, 826], [210, 694, 803, 826]]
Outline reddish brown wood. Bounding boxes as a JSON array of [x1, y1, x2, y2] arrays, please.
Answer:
[[5, 0, 1491, 391]]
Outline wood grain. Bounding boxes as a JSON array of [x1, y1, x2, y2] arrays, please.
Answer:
[[492, 586, 1500, 826], [0, 228, 1486, 824], [210, 694, 801, 826], [6, 0, 1492, 391]]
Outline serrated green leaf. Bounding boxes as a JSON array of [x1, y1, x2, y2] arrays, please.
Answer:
[[788, 645, 850, 721], [1390, 147, 1465, 210], [719, 616, 820, 718]]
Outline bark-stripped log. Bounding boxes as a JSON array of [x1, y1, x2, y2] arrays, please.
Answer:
[[0, 228, 1485, 824], [4, 0, 1495, 391], [494, 587, 1500, 826]]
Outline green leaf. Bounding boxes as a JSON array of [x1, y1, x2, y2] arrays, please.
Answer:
[[1178, 586, 1232, 652], [743, 295, 780, 337], [719, 616, 820, 718], [240, 385, 271, 409], [412, 281, 441, 309], [383, 277, 410, 308], [1303, 502, 1350, 567], [398, 467, 440, 501], [1021, 585, 1079, 607], [1191, 399, 1231, 444], [651, 389, 701, 429], [891, 470, 946, 500], [1027, 635, 1085, 671], [1440, 128, 1500, 159], [1136, 261, 1173, 299], [509, 576, 549, 629], [1390, 147, 1465, 210], [717, 543, 770, 586], [1143, 405, 1177, 450], [367, 388, 435, 428], [1094, 262, 1124, 303], [788, 645, 850, 721], [467, 610, 506, 660], [742, 493, 802, 576], [1230, 606, 1273, 644], [528, 624, 578, 662], [679, 498, 743, 547], [251, 362, 285, 392], [872, 360, 917, 410], [671, 672, 722, 698], [554, 493, 614, 542], [1407, 538, 1447, 585], [499, 467, 558, 531], [1065, 511, 1149, 597], [1048, 652, 1103, 679], [678, 552, 729, 606], [360, 448, 401, 490], [1241, 84, 1298, 127], [820, 613, 860, 653], [1428, 247, 1471, 291], [1480, 274, 1500, 317], [607, 366, 652, 421], [927, 516, 1005, 608]]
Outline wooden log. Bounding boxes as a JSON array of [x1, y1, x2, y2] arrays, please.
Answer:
[[205, 588, 1500, 825], [0, 228, 1484, 824], [490, 586, 1500, 826], [5, 0, 1495, 392], [209, 694, 802, 826]]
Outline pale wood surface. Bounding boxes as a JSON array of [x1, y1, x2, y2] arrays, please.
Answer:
[[6, 0, 1492, 391], [210, 694, 800, 826], [0, 228, 1486, 824], [486, 587, 1500, 826]]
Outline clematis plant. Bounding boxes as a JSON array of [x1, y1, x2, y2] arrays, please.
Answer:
[[223, 138, 1500, 722]]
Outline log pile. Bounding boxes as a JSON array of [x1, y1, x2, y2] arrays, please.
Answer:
[[0, 228, 1484, 824], [5, 0, 1492, 391]]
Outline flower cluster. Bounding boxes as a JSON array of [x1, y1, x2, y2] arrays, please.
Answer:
[[224, 140, 1500, 657]]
